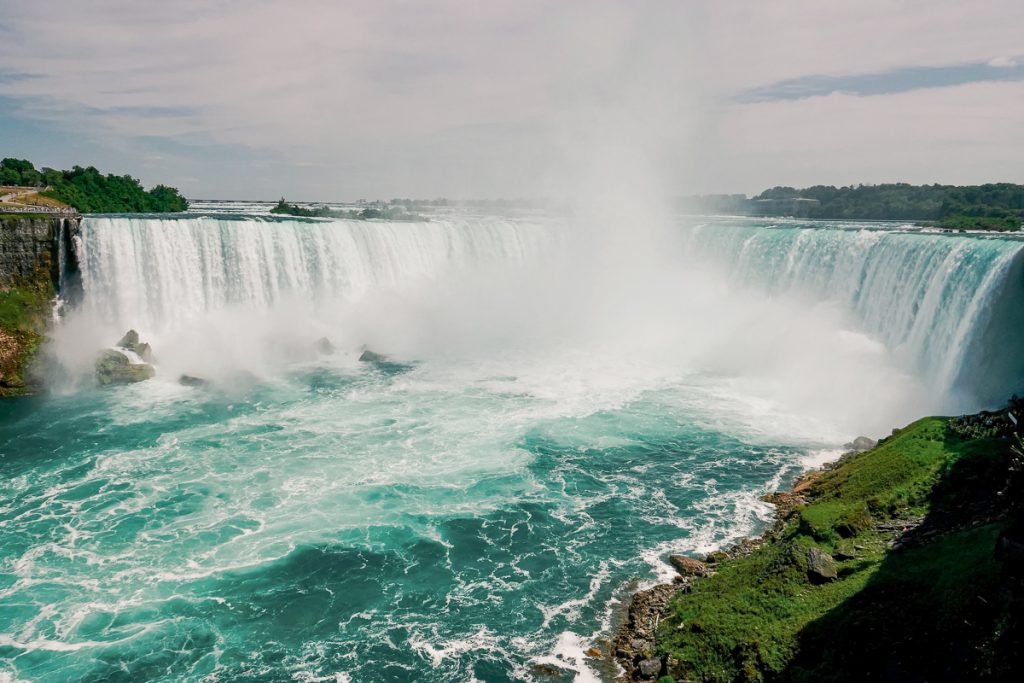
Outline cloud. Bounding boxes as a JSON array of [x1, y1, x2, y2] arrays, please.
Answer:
[[989, 56, 1018, 68], [1, 1, 1023, 198], [738, 60, 1024, 102], [710, 80, 1024, 193]]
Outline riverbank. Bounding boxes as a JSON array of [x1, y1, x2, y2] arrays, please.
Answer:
[[610, 409, 1024, 681]]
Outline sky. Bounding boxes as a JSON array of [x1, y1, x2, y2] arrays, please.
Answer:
[[1, 1, 1023, 201]]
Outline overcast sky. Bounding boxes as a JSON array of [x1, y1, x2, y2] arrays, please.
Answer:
[[1, 1, 1022, 200]]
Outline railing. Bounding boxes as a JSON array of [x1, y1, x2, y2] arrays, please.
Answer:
[[0, 205, 79, 216]]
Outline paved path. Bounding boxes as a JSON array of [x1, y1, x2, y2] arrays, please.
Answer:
[[0, 187, 41, 204]]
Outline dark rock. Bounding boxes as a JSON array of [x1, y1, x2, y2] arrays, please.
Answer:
[[96, 349, 155, 385], [178, 374, 209, 388], [637, 657, 662, 678], [315, 337, 335, 355], [358, 348, 388, 362], [669, 555, 708, 577], [705, 550, 729, 564], [116, 329, 154, 362], [806, 547, 838, 583], [117, 329, 140, 348], [995, 526, 1024, 574]]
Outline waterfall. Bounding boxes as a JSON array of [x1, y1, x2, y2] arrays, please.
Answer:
[[68, 214, 1024, 409], [76, 215, 553, 331], [683, 221, 1024, 406]]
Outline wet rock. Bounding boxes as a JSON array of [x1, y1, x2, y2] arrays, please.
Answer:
[[315, 337, 335, 355], [358, 348, 388, 362], [117, 329, 140, 348], [806, 547, 838, 583], [96, 349, 155, 385], [116, 329, 154, 362], [585, 647, 602, 658], [178, 374, 209, 388], [669, 555, 708, 577]]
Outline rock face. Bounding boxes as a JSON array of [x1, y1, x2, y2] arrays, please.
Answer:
[[669, 555, 709, 577], [1, 216, 83, 395], [806, 547, 838, 583], [96, 349, 155, 385]]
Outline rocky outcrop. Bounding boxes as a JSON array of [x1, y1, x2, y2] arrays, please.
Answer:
[[614, 583, 678, 680], [95, 349, 155, 385], [806, 547, 838, 583], [358, 348, 388, 362], [95, 330, 156, 385], [117, 329, 154, 362], [669, 555, 709, 577]]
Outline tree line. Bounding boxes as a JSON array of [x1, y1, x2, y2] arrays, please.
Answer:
[[1, 158, 188, 213], [754, 183, 1024, 230]]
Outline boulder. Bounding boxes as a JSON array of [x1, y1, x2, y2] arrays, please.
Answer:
[[358, 348, 388, 362], [96, 349, 155, 385], [116, 329, 140, 348], [669, 555, 709, 577], [116, 329, 154, 362], [315, 337, 335, 355], [178, 374, 209, 388], [637, 657, 662, 678], [806, 547, 838, 583]]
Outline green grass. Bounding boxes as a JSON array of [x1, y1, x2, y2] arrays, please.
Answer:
[[655, 416, 1014, 682]]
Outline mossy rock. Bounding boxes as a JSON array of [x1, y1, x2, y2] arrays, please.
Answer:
[[96, 349, 155, 385]]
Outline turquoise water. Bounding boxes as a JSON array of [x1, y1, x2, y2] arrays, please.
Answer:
[[2, 214, 1023, 681], [1, 362, 805, 682]]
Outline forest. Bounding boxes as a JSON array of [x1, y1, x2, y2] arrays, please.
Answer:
[[0, 158, 188, 213]]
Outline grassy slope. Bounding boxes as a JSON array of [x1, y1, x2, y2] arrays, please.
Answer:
[[657, 417, 1016, 682]]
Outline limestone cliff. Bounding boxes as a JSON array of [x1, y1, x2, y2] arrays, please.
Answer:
[[0, 214, 80, 395]]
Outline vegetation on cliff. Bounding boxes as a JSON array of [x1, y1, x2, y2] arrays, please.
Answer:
[[754, 183, 1024, 230], [632, 413, 1023, 682], [0, 285, 51, 396], [1, 158, 188, 213]]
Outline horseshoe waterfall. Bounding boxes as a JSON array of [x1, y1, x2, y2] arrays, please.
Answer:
[[1, 212, 1022, 682]]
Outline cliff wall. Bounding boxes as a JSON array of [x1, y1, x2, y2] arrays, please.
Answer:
[[0, 214, 79, 394]]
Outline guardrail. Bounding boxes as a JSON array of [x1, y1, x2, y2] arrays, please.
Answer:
[[0, 205, 79, 216]]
